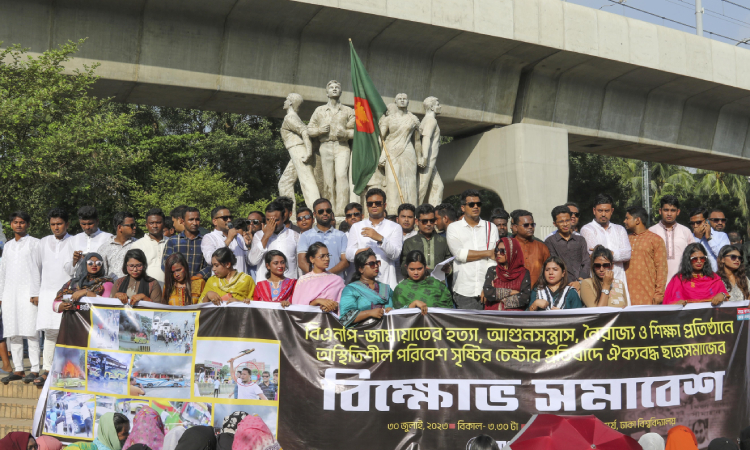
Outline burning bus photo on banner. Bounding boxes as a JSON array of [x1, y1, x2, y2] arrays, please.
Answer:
[[43, 391, 95, 439], [212, 403, 278, 437], [132, 354, 192, 399], [193, 339, 280, 402], [51, 346, 86, 390], [151, 400, 212, 430], [86, 351, 132, 395], [118, 309, 154, 352], [90, 308, 120, 350]]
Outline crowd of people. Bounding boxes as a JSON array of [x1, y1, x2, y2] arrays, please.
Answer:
[[0, 188, 747, 385]]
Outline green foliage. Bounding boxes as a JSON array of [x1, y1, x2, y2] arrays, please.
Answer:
[[567, 153, 631, 225]]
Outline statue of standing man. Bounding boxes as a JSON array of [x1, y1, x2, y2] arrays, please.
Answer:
[[379, 93, 421, 207], [418, 96, 444, 206], [308, 80, 355, 216], [278, 93, 320, 208]]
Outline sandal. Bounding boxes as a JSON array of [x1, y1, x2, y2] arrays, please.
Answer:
[[22, 372, 39, 384], [33, 371, 48, 387], [2, 372, 23, 384]]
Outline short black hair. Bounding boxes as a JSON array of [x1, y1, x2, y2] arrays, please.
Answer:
[[626, 206, 648, 225], [435, 203, 457, 221], [708, 208, 725, 217], [113, 412, 130, 434], [460, 189, 481, 204], [511, 209, 533, 225], [10, 211, 31, 223], [163, 217, 173, 231], [233, 218, 249, 232], [145, 208, 165, 221], [276, 196, 295, 213], [593, 193, 614, 207], [345, 202, 363, 214], [241, 367, 252, 375], [551, 205, 571, 222], [491, 208, 509, 221], [211, 206, 230, 219], [265, 201, 285, 215], [247, 210, 265, 220], [77, 206, 99, 221], [122, 249, 148, 274], [416, 204, 435, 218], [212, 247, 237, 266], [365, 188, 386, 203], [564, 202, 579, 210], [47, 208, 69, 223], [296, 207, 312, 218], [339, 222, 351, 232], [171, 205, 189, 220], [273, 369, 278, 375], [690, 206, 709, 220], [112, 211, 135, 231], [397, 204, 416, 215], [313, 198, 332, 211], [183, 207, 199, 219], [659, 195, 680, 209]]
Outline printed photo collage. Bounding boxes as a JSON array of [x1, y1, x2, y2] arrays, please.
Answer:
[[43, 307, 280, 441]]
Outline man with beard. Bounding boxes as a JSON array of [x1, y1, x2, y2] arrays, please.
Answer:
[[580, 193, 631, 286], [490, 208, 509, 239], [297, 198, 349, 279], [649, 195, 694, 282], [248, 201, 300, 280], [401, 204, 452, 277]]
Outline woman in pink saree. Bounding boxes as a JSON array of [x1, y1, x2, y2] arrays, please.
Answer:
[[291, 242, 344, 312], [664, 243, 728, 305]]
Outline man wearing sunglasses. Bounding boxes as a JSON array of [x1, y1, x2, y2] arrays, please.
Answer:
[[623, 206, 667, 305], [401, 204, 452, 278], [344, 203, 363, 228], [98, 211, 137, 279], [298, 198, 349, 279], [580, 194, 631, 287], [689, 206, 730, 272], [648, 195, 694, 282], [202, 206, 251, 275], [446, 189, 499, 310], [511, 210, 550, 285], [295, 208, 314, 233], [346, 188, 403, 289], [708, 209, 727, 232]]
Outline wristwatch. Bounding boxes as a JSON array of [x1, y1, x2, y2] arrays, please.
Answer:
[[602, 289, 610, 295]]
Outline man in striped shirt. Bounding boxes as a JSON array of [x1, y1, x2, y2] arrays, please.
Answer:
[[162, 207, 211, 280]]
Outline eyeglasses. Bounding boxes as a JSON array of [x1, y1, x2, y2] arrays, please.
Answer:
[[593, 263, 612, 269], [464, 202, 482, 208], [494, 248, 506, 255], [710, 218, 727, 223], [122, 223, 137, 229], [420, 218, 436, 224], [688, 220, 704, 226], [216, 215, 233, 222], [725, 254, 741, 261], [127, 264, 144, 270], [317, 208, 333, 215], [317, 253, 331, 259], [570, 212, 580, 217], [248, 219, 263, 225], [367, 201, 383, 207], [522, 223, 536, 228], [296, 214, 312, 221], [364, 260, 382, 268], [690, 256, 707, 263], [346, 212, 362, 218], [87, 261, 103, 267]]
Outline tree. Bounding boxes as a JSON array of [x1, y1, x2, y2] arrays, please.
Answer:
[[567, 153, 631, 224]]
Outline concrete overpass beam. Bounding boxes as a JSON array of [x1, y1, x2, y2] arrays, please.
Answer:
[[436, 123, 568, 236]]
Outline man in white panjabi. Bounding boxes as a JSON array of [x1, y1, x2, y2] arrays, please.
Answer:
[[63, 206, 112, 277], [379, 94, 421, 207], [36, 208, 73, 385], [0, 211, 42, 383], [418, 96, 444, 206], [277, 93, 321, 208]]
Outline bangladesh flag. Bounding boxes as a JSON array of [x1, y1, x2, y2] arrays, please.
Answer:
[[350, 40, 387, 195]]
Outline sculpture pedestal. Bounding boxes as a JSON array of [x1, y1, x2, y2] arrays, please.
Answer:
[[436, 123, 569, 237]]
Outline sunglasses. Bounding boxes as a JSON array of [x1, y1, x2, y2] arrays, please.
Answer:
[[86, 260, 103, 267], [710, 218, 727, 223], [317, 208, 333, 215], [248, 219, 263, 225], [346, 212, 362, 218], [688, 220, 704, 226], [521, 223, 536, 228], [570, 212, 580, 217], [364, 260, 382, 268], [494, 248, 506, 255], [690, 256, 707, 263], [215, 215, 233, 222], [464, 202, 482, 208], [593, 263, 612, 269], [296, 214, 312, 221], [367, 201, 383, 207], [122, 223, 137, 229], [420, 218, 436, 224], [725, 254, 741, 261]]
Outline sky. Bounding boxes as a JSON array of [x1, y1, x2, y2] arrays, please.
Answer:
[[566, 0, 750, 46]]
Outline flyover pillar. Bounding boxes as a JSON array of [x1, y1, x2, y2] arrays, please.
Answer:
[[437, 123, 569, 237]]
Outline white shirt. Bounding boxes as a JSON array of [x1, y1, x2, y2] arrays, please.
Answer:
[[213, 379, 220, 389], [0, 235, 42, 337], [649, 222, 695, 281], [346, 218, 403, 289], [580, 220, 631, 285], [62, 229, 113, 276], [396, 229, 418, 282], [446, 218, 499, 297], [132, 235, 168, 283], [37, 234, 72, 331], [201, 229, 250, 275], [248, 227, 300, 280], [695, 230, 731, 272], [237, 381, 264, 400]]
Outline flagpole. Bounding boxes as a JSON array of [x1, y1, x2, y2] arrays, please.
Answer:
[[379, 135, 405, 204]]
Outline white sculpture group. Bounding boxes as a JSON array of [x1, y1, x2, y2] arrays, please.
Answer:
[[278, 81, 444, 216]]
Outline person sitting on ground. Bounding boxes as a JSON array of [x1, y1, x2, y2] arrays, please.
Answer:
[[200, 248, 256, 304], [638, 433, 665, 450], [481, 237, 531, 311], [35, 436, 62, 450], [664, 243, 728, 305], [0, 432, 37, 450], [739, 426, 750, 450], [717, 244, 750, 302], [253, 250, 296, 306], [162, 426, 185, 450], [94, 412, 130, 450], [163, 253, 205, 306], [291, 243, 344, 312], [580, 245, 630, 308], [173, 426, 216, 450], [122, 406, 165, 450], [467, 434, 500, 450], [54, 253, 114, 313], [215, 412, 247, 450], [339, 249, 393, 328], [393, 250, 450, 311], [232, 415, 281, 450], [527, 256, 584, 310], [111, 249, 163, 306], [665, 425, 698, 450], [707, 438, 738, 450]]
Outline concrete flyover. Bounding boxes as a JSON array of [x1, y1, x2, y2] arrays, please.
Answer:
[[4, 0, 750, 227]]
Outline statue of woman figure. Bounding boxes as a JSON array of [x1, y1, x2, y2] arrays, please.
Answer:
[[378, 93, 421, 207]]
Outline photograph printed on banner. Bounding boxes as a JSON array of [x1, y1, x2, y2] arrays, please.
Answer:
[[212, 403, 278, 437], [50, 347, 86, 391], [90, 308, 120, 350], [132, 354, 192, 399], [151, 400, 212, 431], [94, 397, 150, 435], [86, 350, 132, 395], [193, 339, 280, 401], [149, 311, 197, 354], [118, 309, 154, 352], [43, 391, 95, 439]]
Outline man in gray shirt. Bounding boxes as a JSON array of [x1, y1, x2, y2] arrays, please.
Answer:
[[545, 205, 590, 291]]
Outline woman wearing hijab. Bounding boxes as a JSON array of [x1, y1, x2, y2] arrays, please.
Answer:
[[53, 253, 114, 313], [94, 412, 130, 450], [740, 426, 750, 450], [232, 415, 279, 450], [481, 237, 531, 310], [0, 432, 37, 450], [707, 438, 738, 450], [64, 444, 97, 450], [111, 249, 163, 305], [217, 411, 249, 450], [35, 437, 62, 450], [665, 425, 699, 450], [638, 433, 665, 450], [174, 425, 216, 450], [162, 427, 186, 450], [122, 406, 165, 450]]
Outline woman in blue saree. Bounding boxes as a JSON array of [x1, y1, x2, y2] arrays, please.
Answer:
[[339, 249, 393, 328]]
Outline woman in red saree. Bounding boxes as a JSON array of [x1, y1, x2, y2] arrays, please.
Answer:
[[252, 250, 296, 306], [664, 243, 728, 305], [481, 237, 531, 310]]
